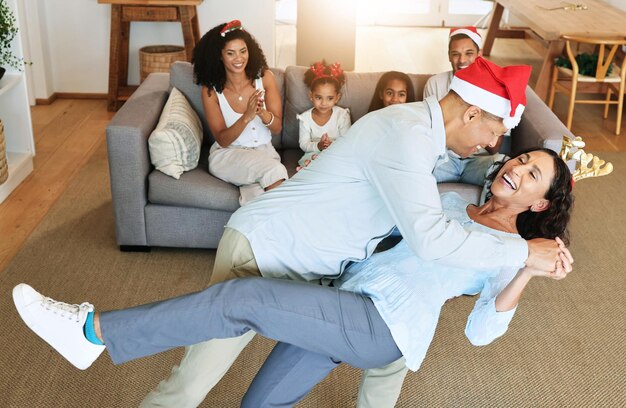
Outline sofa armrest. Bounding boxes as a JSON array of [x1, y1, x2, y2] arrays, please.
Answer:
[[106, 73, 170, 246], [510, 86, 573, 156]]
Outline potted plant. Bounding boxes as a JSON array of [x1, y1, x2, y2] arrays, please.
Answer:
[[0, 0, 22, 80]]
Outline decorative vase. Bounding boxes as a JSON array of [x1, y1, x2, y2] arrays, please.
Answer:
[[0, 119, 8, 185]]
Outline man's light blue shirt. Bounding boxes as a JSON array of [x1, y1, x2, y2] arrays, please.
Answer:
[[337, 192, 522, 371], [227, 98, 528, 281]]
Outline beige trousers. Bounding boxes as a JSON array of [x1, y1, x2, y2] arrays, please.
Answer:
[[140, 228, 407, 408], [208, 142, 288, 205]]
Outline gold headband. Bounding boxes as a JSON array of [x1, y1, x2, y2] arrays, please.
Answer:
[[559, 135, 613, 182]]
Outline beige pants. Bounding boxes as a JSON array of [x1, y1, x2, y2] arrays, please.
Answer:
[[209, 142, 288, 205], [140, 228, 407, 408]]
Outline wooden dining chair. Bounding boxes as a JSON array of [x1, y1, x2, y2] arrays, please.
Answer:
[[548, 35, 626, 135]]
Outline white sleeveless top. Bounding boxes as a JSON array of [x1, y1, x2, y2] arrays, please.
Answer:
[[215, 77, 272, 148]]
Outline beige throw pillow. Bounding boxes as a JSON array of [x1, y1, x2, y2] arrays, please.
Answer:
[[148, 87, 203, 179]]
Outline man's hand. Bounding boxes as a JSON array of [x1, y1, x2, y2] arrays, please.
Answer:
[[526, 238, 560, 272]]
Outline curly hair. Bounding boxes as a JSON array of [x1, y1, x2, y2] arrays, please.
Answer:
[[368, 71, 416, 112], [487, 148, 573, 245], [304, 60, 346, 93], [192, 22, 268, 94]]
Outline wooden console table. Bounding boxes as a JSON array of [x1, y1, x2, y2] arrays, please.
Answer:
[[98, 0, 203, 111], [483, 0, 626, 101]]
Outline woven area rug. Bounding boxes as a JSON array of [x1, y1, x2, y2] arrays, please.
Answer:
[[1, 142, 624, 407]]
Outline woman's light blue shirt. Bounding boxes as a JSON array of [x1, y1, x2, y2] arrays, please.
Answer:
[[336, 192, 524, 371]]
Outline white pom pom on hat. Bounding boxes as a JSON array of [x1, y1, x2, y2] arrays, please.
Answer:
[[449, 26, 483, 50]]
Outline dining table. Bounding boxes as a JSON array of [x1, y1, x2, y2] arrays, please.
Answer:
[[482, 0, 626, 101]]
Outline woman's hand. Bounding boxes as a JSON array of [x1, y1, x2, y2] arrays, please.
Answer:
[[243, 90, 264, 124]]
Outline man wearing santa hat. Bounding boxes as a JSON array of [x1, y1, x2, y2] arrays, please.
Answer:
[[140, 58, 567, 408], [424, 26, 485, 100], [424, 27, 508, 202]]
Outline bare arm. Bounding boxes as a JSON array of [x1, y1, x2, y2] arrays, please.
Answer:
[[259, 70, 283, 135], [465, 238, 573, 345]]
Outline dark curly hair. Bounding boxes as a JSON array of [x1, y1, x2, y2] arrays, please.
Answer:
[[368, 71, 416, 112], [487, 148, 573, 245], [192, 22, 268, 94], [304, 60, 346, 93]]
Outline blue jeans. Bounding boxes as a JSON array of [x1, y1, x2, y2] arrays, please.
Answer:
[[433, 152, 505, 186]]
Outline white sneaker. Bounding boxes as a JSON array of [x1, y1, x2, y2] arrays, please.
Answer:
[[12, 284, 106, 370]]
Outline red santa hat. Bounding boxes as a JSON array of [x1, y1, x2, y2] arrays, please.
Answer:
[[449, 26, 482, 50], [449, 57, 532, 129]]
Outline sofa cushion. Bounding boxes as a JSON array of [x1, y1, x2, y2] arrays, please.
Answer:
[[170, 62, 207, 142], [148, 167, 240, 212], [282, 66, 431, 150], [148, 87, 203, 179], [280, 148, 301, 178]]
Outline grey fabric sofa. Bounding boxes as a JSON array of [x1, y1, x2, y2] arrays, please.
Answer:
[[106, 61, 572, 251]]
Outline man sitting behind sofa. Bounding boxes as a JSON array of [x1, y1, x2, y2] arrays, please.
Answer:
[[140, 58, 565, 408], [424, 27, 507, 199]]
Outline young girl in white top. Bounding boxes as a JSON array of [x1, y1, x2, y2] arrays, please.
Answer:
[[297, 61, 351, 168]]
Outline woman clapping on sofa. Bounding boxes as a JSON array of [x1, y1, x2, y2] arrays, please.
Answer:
[[194, 20, 287, 205]]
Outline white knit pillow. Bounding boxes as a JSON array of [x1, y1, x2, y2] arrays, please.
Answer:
[[148, 87, 203, 179]]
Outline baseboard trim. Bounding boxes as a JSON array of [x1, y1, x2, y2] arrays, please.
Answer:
[[35, 93, 58, 105], [35, 92, 108, 105], [56, 92, 108, 100]]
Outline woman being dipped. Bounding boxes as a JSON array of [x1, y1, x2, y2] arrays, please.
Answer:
[[195, 20, 287, 205], [13, 149, 575, 387]]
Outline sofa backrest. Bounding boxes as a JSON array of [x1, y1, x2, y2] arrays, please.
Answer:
[[169, 61, 569, 157]]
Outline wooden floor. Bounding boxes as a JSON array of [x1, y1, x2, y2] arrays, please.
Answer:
[[0, 99, 113, 272], [1, 27, 625, 274]]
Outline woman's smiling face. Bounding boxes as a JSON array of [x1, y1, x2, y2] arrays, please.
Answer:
[[221, 39, 248, 74], [491, 150, 556, 210]]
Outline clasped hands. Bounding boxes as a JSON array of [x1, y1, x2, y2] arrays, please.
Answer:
[[242, 90, 272, 124], [526, 237, 574, 280], [317, 134, 332, 151]]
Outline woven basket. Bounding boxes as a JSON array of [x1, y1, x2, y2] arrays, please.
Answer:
[[139, 45, 187, 82], [0, 119, 8, 185]]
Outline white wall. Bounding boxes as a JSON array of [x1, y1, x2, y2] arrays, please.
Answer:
[[24, 0, 275, 99]]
